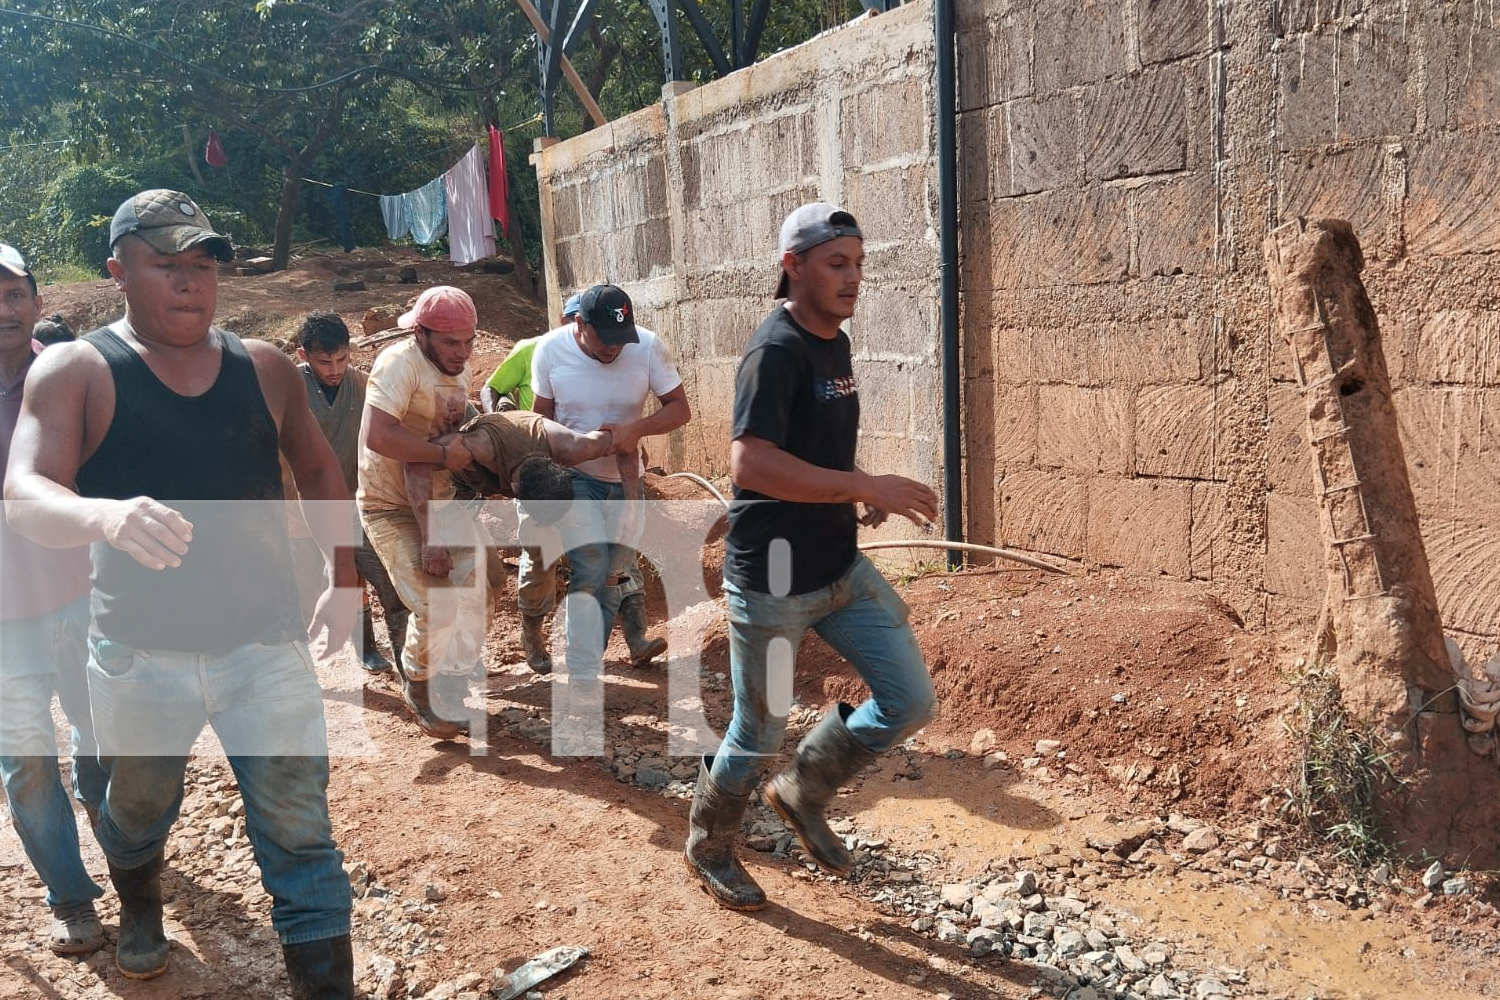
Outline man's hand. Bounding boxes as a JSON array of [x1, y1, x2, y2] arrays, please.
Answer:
[[440, 435, 473, 473], [861, 475, 938, 528], [604, 421, 642, 457], [101, 497, 194, 570], [858, 505, 889, 528], [307, 582, 358, 661], [421, 545, 453, 578]]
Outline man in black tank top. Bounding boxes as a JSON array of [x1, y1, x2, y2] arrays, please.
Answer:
[[4, 190, 358, 995]]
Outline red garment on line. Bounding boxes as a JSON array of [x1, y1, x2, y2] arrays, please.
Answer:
[[488, 125, 511, 238], [205, 129, 228, 168]]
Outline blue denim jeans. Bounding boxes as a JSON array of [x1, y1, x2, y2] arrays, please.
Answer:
[[0, 598, 105, 908], [709, 555, 936, 798], [87, 638, 351, 944], [559, 471, 636, 680]]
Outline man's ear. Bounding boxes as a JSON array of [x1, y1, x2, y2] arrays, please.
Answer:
[[295, 347, 308, 362], [105, 256, 126, 287]]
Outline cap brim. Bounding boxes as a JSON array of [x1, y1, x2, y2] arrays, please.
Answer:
[[127, 227, 234, 264], [595, 325, 639, 346], [774, 268, 789, 300], [397, 308, 419, 329], [0, 260, 30, 279]]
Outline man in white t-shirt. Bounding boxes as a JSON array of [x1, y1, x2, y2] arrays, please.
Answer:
[[531, 284, 690, 689], [358, 285, 481, 739]]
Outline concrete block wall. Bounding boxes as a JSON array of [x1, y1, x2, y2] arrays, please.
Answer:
[[534, 3, 942, 536], [532, 0, 1499, 648], [959, 0, 1500, 648]]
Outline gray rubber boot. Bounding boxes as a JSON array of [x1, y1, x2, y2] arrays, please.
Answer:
[[520, 613, 552, 674], [684, 756, 767, 911], [357, 608, 393, 674], [107, 853, 169, 980], [763, 703, 877, 876], [283, 933, 354, 1000], [619, 593, 667, 667]]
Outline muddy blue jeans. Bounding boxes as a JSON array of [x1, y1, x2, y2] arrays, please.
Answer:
[[0, 598, 105, 908], [559, 471, 636, 680], [708, 555, 936, 797], [87, 637, 351, 945]]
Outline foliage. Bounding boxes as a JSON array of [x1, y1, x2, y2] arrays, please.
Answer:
[[1279, 658, 1401, 866], [0, 0, 857, 283]]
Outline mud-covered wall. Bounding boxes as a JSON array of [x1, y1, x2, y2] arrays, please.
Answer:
[[959, 0, 1500, 649], [532, 0, 1499, 648]]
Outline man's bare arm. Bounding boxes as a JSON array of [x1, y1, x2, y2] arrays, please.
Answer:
[[363, 404, 472, 472], [540, 418, 613, 468], [607, 384, 690, 457], [730, 435, 937, 526]]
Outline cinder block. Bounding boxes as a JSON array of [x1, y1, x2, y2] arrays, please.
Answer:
[[988, 382, 1039, 468], [998, 470, 1088, 557], [1091, 318, 1210, 385], [551, 184, 582, 238], [1035, 0, 1127, 93], [1277, 23, 1414, 150], [1030, 326, 1093, 384], [991, 326, 1034, 383], [1135, 0, 1211, 65], [843, 164, 933, 247], [1395, 387, 1500, 529], [959, 106, 1007, 204], [1422, 518, 1500, 637], [1277, 146, 1390, 252], [1420, 4, 1500, 130], [959, 8, 1034, 111], [1022, 188, 1131, 286], [1083, 67, 1189, 182], [1395, 309, 1500, 385], [840, 75, 930, 166], [1037, 386, 1133, 475], [1264, 492, 1322, 600], [1266, 382, 1316, 497], [1190, 481, 1230, 581], [853, 287, 937, 358], [857, 434, 941, 496], [1132, 173, 1216, 278], [1134, 384, 1215, 479], [855, 360, 915, 436], [1087, 476, 1192, 577], [1007, 93, 1079, 195]]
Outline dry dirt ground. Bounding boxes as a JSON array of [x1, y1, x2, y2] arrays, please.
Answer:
[[4, 251, 1496, 1000]]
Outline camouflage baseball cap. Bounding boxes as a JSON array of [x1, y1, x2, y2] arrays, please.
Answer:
[[109, 189, 234, 263]]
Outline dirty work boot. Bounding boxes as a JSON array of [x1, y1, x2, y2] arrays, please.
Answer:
[[520, 613, 552, 674], [386, 614, 408, 671], [357, 608, 393, 674], [763, 703, 877, 877], [282, 933, 354, 1000], [619, 593, 667, 667], [684, 756, 767, 911], [107, 853, 169, 980], [399, 672, 466, 740], [48, 900, 104, 956]]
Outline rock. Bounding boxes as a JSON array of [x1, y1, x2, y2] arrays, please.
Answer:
[[635, 766, 671, 790], [333, 279, 367, 292], [1015, 869, 1039, 896], [1087, 821, 1156, 856], [1182, 828, 1221, 853], [940, 882, 978, 908], [397, 266, 418, 283], [1147, 973, 1177, 998], [1036, 739, 1063, 755], [1442, 877, 1471, 896], [1116, 944, 1147, 972], [1196, 978, 1230, 998], [982, 751, 1010, 770], [1022, 912, 1057, 938], [970, 728, 999, 755], [1051, 897, 1088, 919], [362, 307, 401, 337], [1422, 861, 1446, 890], [1166, 813, 1204, 834], [424, 883, 446, 903], [1052, 928, 1086, 958], [965, 927, 1004, 956], [1140, 943, 1172, 966]]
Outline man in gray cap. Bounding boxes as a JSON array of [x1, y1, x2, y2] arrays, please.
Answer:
[[0, 242, 107, 957], [5, 190, 358, 996], [684, 203, 938, 911]]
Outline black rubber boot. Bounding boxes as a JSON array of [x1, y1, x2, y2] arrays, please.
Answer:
[[107, 853, 169, 980], [619, 593, 667, 667], [684, 756, 767, 911], [283, 933, 354, 1000], [386, 613, 408, 670], [763, 703, 877, 876], [357, 608, 393, 674], [520, 613, 552, 674], [399, 675, 465, 739]]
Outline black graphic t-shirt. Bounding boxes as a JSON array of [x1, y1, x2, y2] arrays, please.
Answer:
[[724, 306, 860, 595]]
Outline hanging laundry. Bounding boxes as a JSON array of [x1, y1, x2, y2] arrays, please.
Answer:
[[442, 144, 495, 267], [488, 125, 511, 239], [205, 129, 228, 168], [329, 184, 355, 252], [380, 194, 410, 240], [402, 177, 447, 246]]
